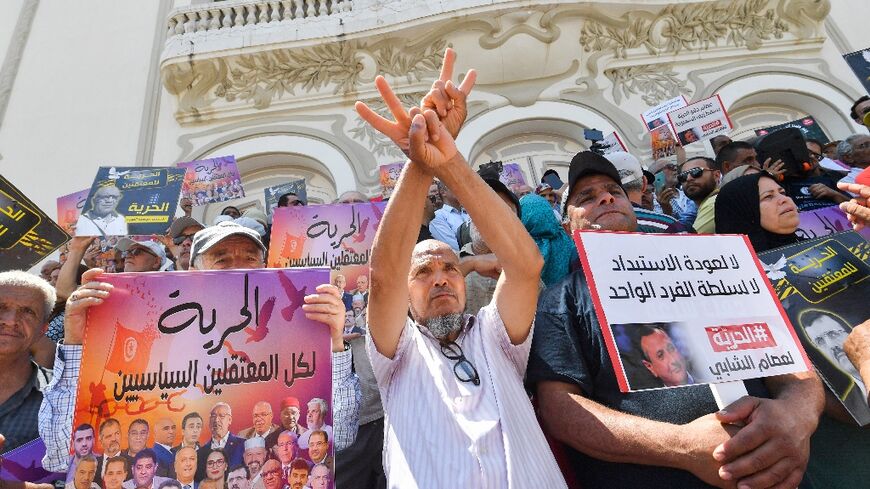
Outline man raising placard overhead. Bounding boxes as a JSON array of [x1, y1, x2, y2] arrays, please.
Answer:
[[356, 48, 567, 488]]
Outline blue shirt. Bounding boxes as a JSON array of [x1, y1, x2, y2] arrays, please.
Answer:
[[428, 204, 470, 250]]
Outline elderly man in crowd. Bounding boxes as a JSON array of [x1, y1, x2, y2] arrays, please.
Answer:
[[167, 217, 204, 271], [115, 239, 166, 273], [0, 271, 55, 452], [527, 149, 825, 488], [355, 49, 567, 486], [258, 460, 285, 489], [838, 134, 870, 169]]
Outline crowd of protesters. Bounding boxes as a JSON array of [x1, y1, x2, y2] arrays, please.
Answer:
[[2, 48, 870, 489]]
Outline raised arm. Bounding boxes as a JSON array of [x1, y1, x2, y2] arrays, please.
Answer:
[[431, 143, 542, 344], [55, 237, 95, 300], [355, 49, 476, 358]]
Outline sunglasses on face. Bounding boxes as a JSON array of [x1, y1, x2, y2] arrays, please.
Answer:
[[808, 151, 823, 162], [677, 167, 713, 184], [173, 233, 197, 245], [122, 247, 156, 258]]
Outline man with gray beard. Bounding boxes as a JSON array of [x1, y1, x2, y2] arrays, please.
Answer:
[[358, 49, 566, 487]]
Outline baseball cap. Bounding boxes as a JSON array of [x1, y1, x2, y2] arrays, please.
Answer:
[[189, 221, 267, 267], [567, 151, 623, 201], [115, 238, 168, 267], [604, 152, 644, 186], [168, 216, 204, 239]]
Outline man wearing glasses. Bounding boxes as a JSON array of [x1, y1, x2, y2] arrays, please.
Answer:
[[76, 184, 128, 236], [358, 51, 567, 486], [114, 239, 166, 273], [678, 156, 721, 233], [167, 217, 204, 271]]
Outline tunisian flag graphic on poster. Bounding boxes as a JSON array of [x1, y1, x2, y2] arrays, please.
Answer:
[[104, 320, 157, 374]]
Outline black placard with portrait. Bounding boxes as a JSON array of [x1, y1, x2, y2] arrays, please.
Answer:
[[758, 231, 870, 425]]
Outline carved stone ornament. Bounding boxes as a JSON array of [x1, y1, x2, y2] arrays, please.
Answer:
[[579, 0, 803, 59], [163, 37, 445, 119], [605, 64, 692, 106]]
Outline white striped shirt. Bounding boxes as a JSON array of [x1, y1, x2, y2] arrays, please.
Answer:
[[367, 304, 567, 489]]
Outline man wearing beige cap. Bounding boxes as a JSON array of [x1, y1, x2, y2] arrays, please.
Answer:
[[188, 221, 268, 271], [115, 239, 166, 272], [168, 216, 204, 271]]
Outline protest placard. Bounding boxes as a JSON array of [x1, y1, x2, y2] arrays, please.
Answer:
[[796, 205, 870, 241], [77, 167, 185, 237], [498, 163, 528, 192], [755, 115, 830, 144], [379, 163, 404, 199], [177, 155, 245, 206], [0, 439, 64, 485], [265, 179, 307, 214], [57, 188, 90, 235], [57, 189, 128, 271], [843, 47, 870, 95], [599, 132, 628, 155], [69, 269, 334, 486], [666, 95, 733, 146], [269, 202, 385, 334], [574, 231, 811, 392], [0, 175, 70, 272], [650, 125, 678, 159], [641, 95, 688, 131], [758, 231, 870, 424]]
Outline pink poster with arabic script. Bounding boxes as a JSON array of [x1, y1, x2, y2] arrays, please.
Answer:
[[268, 202, 385, 335], [71, 269, 334, 487]]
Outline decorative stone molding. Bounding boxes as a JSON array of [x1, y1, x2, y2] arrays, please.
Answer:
[[604, 64, 692, 106], [579, 0, 793, 58], [163, 37, 444, 119]]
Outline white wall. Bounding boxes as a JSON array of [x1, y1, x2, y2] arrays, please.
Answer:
[[0, 1, 164, 215]]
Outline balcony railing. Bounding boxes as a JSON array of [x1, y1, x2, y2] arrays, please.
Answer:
[[166, 0, 352, 38]]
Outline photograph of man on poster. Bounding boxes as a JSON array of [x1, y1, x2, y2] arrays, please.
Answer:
[[799, 309, 868, 400], [75, 184, 128, 236], [616, 323, 695, 390]]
